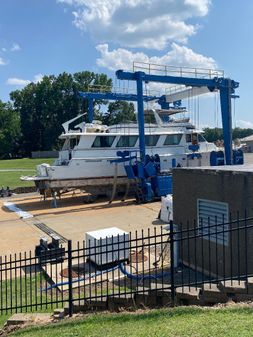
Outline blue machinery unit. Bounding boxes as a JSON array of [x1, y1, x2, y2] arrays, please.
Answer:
[[79, 67, 242, 202], [112, 150, 173, 203]]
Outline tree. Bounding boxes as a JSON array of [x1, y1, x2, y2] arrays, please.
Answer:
[[0, 100, 21, 158], [203, 127, 253, 142], [103, 101, 136, 125], [203, 128, 223, 142], [10, 71, 112, 155], [232, 127, 253, 140]]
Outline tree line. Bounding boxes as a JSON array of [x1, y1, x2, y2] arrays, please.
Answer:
[[203, 127, 253, 142], [0, 70, 252, 159], [0, 71, 135, 158]]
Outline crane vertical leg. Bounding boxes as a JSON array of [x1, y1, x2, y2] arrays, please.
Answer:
[[88, 98, 94, 123], [136, 72, 146, 161], [220, 79, 233, 165]]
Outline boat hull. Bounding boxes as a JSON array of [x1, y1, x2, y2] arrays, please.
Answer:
[[34, 176, 134, 197]]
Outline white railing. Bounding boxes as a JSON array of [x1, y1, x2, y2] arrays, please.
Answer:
[[133, 62, 224, 79], [87, 84, 160, 98], [87, 84, 112, 92]]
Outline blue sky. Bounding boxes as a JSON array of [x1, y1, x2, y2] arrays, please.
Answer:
[[0, 0, 253, 128]]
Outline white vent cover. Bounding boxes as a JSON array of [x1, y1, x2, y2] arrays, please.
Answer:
[[197, 199, 229, 246]]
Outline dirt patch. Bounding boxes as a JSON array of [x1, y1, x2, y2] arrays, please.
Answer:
[[0, 313, 53, 336], [130, 251, 148, 263], [13, 186, 37, 194]]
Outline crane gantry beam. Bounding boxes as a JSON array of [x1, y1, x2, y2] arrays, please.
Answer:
[[78, 91, 159, 124]]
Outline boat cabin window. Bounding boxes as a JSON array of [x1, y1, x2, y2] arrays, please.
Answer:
[[145, 135, 159, 146], [92, 136, 116, 148], [164, 134, 182, 146], [116, 135, 138, 147]]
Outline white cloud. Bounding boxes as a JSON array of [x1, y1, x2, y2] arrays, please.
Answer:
[[10, 43, 21, 52], [57, 0, 211, 49], [6, 74, 44, 86], [96, 44, 147, 71], [57, 0, 74, 4], [96, 43, 217, 96], [0, 57, 7, 66], [6, 78, 30, 86], [0, 57, 6, 65], [96, 43, 217, 71], [33, 73, 44, 83], [1, 48, 7, 52], [236, 120, 253, 129]]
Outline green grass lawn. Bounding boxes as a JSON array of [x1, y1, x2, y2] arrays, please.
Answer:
[[9, 307, 253, 337], [0, 274, 65, 330], [0, 158, 54, 189], [0, 172, 35, 188], [0, 314, 9, 329], [0, 158, 54, 170]]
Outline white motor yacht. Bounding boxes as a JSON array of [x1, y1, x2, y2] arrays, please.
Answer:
[[21, 110, 217, 197]]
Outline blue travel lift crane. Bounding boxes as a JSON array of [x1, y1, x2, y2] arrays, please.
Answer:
[[78, 91, 159, 123], [114, 68, 242, 203]]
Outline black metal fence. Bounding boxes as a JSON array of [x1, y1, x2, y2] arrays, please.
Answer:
[[0, 227, 170, 315], [1, 211, 253, 315]]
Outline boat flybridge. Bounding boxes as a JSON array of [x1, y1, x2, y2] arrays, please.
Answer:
[[21, 109, 217, 199]]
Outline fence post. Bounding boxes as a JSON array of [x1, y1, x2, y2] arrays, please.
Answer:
[[68, 240, 73, 317], [170, 220, 175, 307]]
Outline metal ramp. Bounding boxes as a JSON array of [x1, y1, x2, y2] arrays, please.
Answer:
[[33, 221, 68, 243], [164, 86, 217, 103]]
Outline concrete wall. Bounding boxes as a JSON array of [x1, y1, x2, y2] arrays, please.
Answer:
[[173, 167, 253, 278], [31, 151, 58, 159]]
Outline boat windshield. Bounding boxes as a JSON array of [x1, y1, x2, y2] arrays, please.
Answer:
[[92, 136, 116, 148], [62, 137, 80, 150], [198, 134, 206, 142], [186, 133, 206, 143]]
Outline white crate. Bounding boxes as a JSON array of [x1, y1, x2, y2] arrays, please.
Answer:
[[85, 227, 129, 266]]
